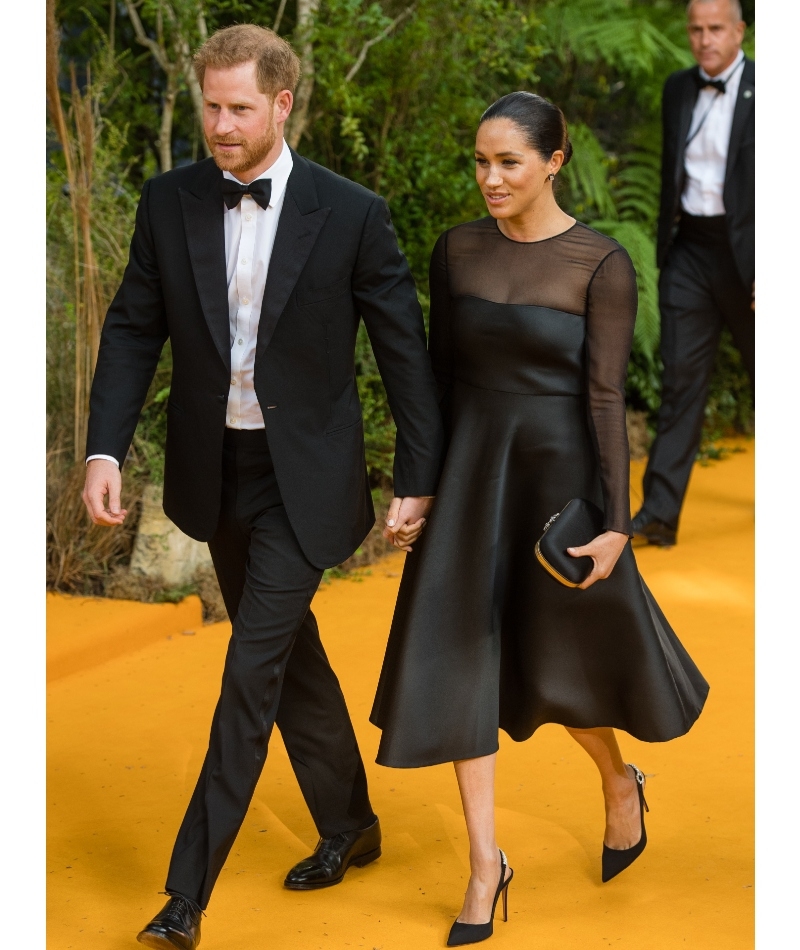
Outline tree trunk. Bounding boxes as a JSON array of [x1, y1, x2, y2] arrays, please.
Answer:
[[48, 1, 102, 459], [70, 66, 103, 458], [158, 68, 179, 172], [286, 0, 320, 149], [176, 27, 212, 158]]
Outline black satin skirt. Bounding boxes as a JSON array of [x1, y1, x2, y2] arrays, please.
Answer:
[[370, 381, 709, 769]]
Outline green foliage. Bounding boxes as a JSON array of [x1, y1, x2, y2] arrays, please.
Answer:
[[308, 0, 543, 276], [700, 329, 754, 456], [46, 110, 139, 451]]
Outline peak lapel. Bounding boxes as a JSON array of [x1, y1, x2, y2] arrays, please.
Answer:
[[257, 156, 330, 355], [725, 59, 754, 184], [675, 68, 700, 191], [179, 166, 230, 370]]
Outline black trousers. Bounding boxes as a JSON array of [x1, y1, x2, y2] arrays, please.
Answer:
[[165, 428, 375, 909], [641, 215, 754, 530]]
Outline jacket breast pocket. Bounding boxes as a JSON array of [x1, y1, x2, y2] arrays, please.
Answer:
[[296, 275, 351, 307]]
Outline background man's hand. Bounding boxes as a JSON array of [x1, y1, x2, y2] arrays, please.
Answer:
[[82, 459, 128, 527], [382, 496, 435, 552], [568, 530, 628, 590]]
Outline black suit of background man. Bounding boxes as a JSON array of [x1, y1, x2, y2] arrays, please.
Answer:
[[87, 150, 445, 909], [638, 57, 754, 537]]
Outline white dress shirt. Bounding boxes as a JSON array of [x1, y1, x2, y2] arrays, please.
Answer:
[[88, 139, 293, 466], [223, 138, 293, 429], [681, 50, 745, 217]]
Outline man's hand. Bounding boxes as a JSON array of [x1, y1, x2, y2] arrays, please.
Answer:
[[82, 459, 128, 527], [382, 496, 435, 552], [568, 530, 628, 590]]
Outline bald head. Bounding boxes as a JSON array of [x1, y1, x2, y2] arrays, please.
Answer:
[[686, 0, 745, 77]]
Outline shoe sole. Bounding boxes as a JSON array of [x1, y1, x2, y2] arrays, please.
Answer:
[[137, 932, 188, 950], [632, 535, 675, 548], [283, 846, 382, 890]]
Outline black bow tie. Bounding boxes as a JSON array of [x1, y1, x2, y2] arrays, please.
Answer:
[[695, 73, 726, 94], [221, 177, 272, 210]]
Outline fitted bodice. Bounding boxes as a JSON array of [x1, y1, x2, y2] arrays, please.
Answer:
[[428, 217, 638, 535], [452, 298, 586, 395]]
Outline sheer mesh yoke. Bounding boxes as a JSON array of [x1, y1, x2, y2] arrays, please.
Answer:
[[428, 217, 637, 535]]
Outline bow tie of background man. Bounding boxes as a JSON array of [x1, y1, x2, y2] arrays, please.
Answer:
[[81, 23, 445, 950]]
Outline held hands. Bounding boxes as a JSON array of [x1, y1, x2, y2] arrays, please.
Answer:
[[82, 459, 128, 527], [382, 496, 435, 552], [567, 530, 628, 590]]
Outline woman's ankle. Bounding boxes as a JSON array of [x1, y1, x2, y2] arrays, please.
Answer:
[[602, 765, 636, 804], [469, 846, 500, 878]]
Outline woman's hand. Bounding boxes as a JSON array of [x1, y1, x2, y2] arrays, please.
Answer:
[[382, 496, 434, 552], [567, 530, 629, 590]]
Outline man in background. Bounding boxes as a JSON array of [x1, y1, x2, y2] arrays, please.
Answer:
[[632, 0, 754, 546]]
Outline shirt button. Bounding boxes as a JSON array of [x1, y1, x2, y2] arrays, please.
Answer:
[[245, 214, 253, 221], [231, 378, 237, 385], [242, 297, 249, 305], [238, 339, 244, 345], [241, 258, 248, 265], [229, 417, 237, 424]]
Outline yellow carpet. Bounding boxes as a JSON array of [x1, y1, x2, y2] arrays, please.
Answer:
[[47, 442, 754, 949]]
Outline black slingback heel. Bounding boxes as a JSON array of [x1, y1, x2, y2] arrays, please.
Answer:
[[601, 763, 649, 883], [447, 849, 513, 947]]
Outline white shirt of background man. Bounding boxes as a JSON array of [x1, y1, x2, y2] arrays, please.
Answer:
[[87, 138, 294, 467], [681, 49, 745, 217]]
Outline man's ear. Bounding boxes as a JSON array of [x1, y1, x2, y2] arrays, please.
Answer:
[[274, 89, 294, 124]]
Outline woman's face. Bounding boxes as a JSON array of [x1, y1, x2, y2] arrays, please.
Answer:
[[475, 118, 563, 220]]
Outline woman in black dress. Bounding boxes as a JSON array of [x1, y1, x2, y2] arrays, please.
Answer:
[[372, 93, 708, 947]]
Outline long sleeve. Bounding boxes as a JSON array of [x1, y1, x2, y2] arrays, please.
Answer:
[[86, 178, 169, 464], [427, 231, 454, 429], [352, 196, 446, 496], [584, 248, 638, 535]]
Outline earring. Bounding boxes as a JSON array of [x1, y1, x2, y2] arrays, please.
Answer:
[[548, 173, 555, 181]]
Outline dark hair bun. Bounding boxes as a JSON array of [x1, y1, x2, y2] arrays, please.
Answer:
[[480, 91, 573, 166]]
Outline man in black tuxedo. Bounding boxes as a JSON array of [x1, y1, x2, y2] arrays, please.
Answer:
[[82, 24, 444, 949], [632, 0, 754, 546]]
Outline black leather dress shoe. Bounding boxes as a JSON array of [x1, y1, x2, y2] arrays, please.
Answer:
[[137, 895, 202, 950], [631, 509, 677, 547], [284, 817, 382, 890]]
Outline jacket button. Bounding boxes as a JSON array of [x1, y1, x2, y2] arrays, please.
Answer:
[[218, 394, 226, 402], [266, 405, 277, 409]]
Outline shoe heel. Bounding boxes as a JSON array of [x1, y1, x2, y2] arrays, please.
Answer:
[[501, 881, 509, 922], [601, 764, 649, 883], [352, 846, 381, 868]]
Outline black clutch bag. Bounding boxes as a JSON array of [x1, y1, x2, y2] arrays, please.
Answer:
[[535, 498, 605, 588]]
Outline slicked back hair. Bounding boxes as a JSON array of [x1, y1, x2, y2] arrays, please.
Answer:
[[686, 0, 744, 22], [194, 24, 301, 97], [480, 92, 574, 167]]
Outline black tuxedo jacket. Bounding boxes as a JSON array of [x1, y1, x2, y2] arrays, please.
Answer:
[[87, 151, 445, 569], [657, 57, 754, 287]]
